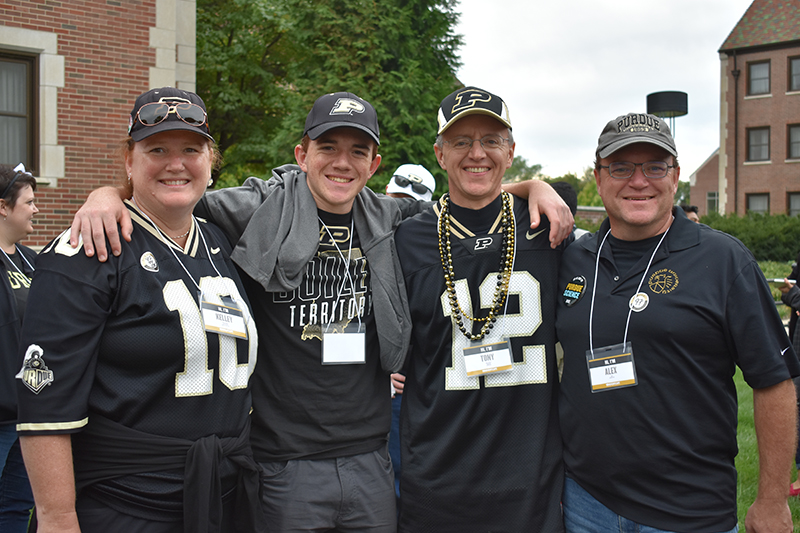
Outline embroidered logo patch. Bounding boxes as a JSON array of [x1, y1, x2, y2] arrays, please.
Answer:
[[16, 344, 54, 394], [562, 275, 586, 306], [648, 269, 679, 294], [140, 251, 159, 272]]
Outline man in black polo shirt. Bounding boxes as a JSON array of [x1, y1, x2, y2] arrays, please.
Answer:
[[556, 112, 800, 533]]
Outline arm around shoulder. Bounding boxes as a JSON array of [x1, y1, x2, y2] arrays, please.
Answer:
[[70, 186, 131, 262], [502, 180, 573, 248]]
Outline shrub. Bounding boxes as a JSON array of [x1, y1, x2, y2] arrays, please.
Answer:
[[702, 212, 800, 261]]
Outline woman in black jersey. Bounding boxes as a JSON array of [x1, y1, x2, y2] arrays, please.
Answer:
[[0, 164, 37, 533], [17, 88, 263, 533]]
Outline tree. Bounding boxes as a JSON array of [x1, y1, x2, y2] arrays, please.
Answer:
[[674, 180, 690, 206], [197, 0, 463, 192], [503, 156, 542, 183]]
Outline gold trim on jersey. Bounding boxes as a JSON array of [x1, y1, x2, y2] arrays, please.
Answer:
[[433, 194, 514, 239], [17, 417, 88, 432], [126, 200, 200, 257]]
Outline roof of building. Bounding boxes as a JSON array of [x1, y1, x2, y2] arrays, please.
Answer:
[[719, 0, 800, 52]]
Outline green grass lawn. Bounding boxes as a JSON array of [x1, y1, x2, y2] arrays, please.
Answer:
[[735, 370, 800, 530]]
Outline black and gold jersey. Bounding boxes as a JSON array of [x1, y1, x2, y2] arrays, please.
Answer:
[[396, 194, 566, 532], [16, 201, 257, 440]]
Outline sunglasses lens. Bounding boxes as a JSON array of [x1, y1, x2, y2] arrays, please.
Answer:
[[176, 103, 206, 125], [412, 183, 428, 194], [138, 103, 170, 125]]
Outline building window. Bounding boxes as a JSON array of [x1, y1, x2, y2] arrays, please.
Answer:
[[790, 57, 800, 92], [789, 125, 800, 160], [747, 127, 770, 161], [789, 193, 800, 217], [0, 53, 36, 170], [706, 191, 718, 215], [747, 193, 769, 214], [748, 61, 770, 95]]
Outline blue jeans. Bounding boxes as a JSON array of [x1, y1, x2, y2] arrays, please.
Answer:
[[0, 423, 34, 533], [563, 476, 738, 533]]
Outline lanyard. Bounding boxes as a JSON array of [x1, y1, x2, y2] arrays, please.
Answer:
[[318, 217, 362, 332], [587, 219, 672, 357], [132, 201, 222, 291], [0, 245, 34, 279]]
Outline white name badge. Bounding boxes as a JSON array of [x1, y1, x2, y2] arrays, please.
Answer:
[[322, 331, 366, 364], [200, 296, 248, 340], [586, 342, 637, 393], [463, 340, 513, 377]]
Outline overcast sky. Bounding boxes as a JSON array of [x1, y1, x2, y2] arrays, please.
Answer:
[[453, 0, 756, 180]]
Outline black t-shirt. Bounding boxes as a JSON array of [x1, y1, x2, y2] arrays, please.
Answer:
[[247, 209, 389, 461]]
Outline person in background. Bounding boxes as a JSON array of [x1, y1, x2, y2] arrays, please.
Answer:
[[385, 164, 436, 202], [551, 181, 589, 239], [558, 112, 798, 532], [778, 278, 800, 499], [16, 87, 263, 533], [0, 164, 37, 533], [680, 204, 700, 223], [384, 163, 436, 514]]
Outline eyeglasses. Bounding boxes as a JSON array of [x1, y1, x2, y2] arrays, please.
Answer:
[[393, 175, 430, 195], [135, 98, 207, 128], [443, 134, 510, 152], [598, 161, 675, 179]]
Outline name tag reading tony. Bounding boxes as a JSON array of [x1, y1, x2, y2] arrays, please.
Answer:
[[586, 342, 637, 393], [463, 340, 514, 377], [200, 295, 247, 339]]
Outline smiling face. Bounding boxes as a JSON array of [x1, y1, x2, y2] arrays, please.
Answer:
[[595, 143, 680, 241], [125, 129, 213, 227], [294, 127, 381, 214], [434, 114, 514, 210], [2, 185, 38, 242]]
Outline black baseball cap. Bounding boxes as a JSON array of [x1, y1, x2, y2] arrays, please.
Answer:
[[437, 86, 512, 135], [597, 112, 677, 159], [128, 87, 214, 143], [303, 92, 380, 145]]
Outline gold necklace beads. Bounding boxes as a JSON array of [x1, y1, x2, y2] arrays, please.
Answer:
[[437, 191, 515, 341]]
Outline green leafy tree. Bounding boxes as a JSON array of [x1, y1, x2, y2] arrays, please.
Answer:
[[674, 180, 690, 206], [197, 0, 463, 193], [577, 178, 603, 207], [503, 156, 542, 183]]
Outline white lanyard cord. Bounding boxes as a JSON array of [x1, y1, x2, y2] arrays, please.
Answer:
[[588, 219, 672, 356], [318, 217, 362, 332], [133, 201, 222, 292], [0, 245, 34, 278]]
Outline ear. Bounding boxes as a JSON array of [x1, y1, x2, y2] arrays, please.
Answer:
[[671, 166, 681, 194], [434, 143, 446, 170], [594, 168, 604, 201], [0, 199, 7, 217], [367, 154, 381, 180], [125, 151, 134, 179], [294, 144, 308, 173], [506, 142, 516, 169]]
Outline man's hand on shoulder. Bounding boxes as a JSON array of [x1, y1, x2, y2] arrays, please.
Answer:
[[70, 186, 132, 262]]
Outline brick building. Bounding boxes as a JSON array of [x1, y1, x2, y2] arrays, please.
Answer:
[[690, 0, 800, 216], [0, 0, 197, 247]]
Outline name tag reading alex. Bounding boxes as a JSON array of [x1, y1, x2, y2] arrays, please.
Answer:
[[322, 324, 366, 365], [200, 295, 248, 339], [463, 340, 513, 377], [585, 342, 637, 393]]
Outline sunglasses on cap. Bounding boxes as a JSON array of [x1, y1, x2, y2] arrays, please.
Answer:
[[135, 97, 207, 128], [393, 175, 429, 195]]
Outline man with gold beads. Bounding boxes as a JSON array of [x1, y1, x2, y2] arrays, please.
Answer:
[[394, 87, 568, 532]]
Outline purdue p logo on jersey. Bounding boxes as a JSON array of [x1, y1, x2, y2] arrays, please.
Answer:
[[330, 98, 365, 116], [140, 251, 159, 272], [16, 344, 54, 394]]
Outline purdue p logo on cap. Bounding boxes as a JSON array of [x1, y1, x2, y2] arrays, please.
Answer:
[[437, 86, 512, 135]]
